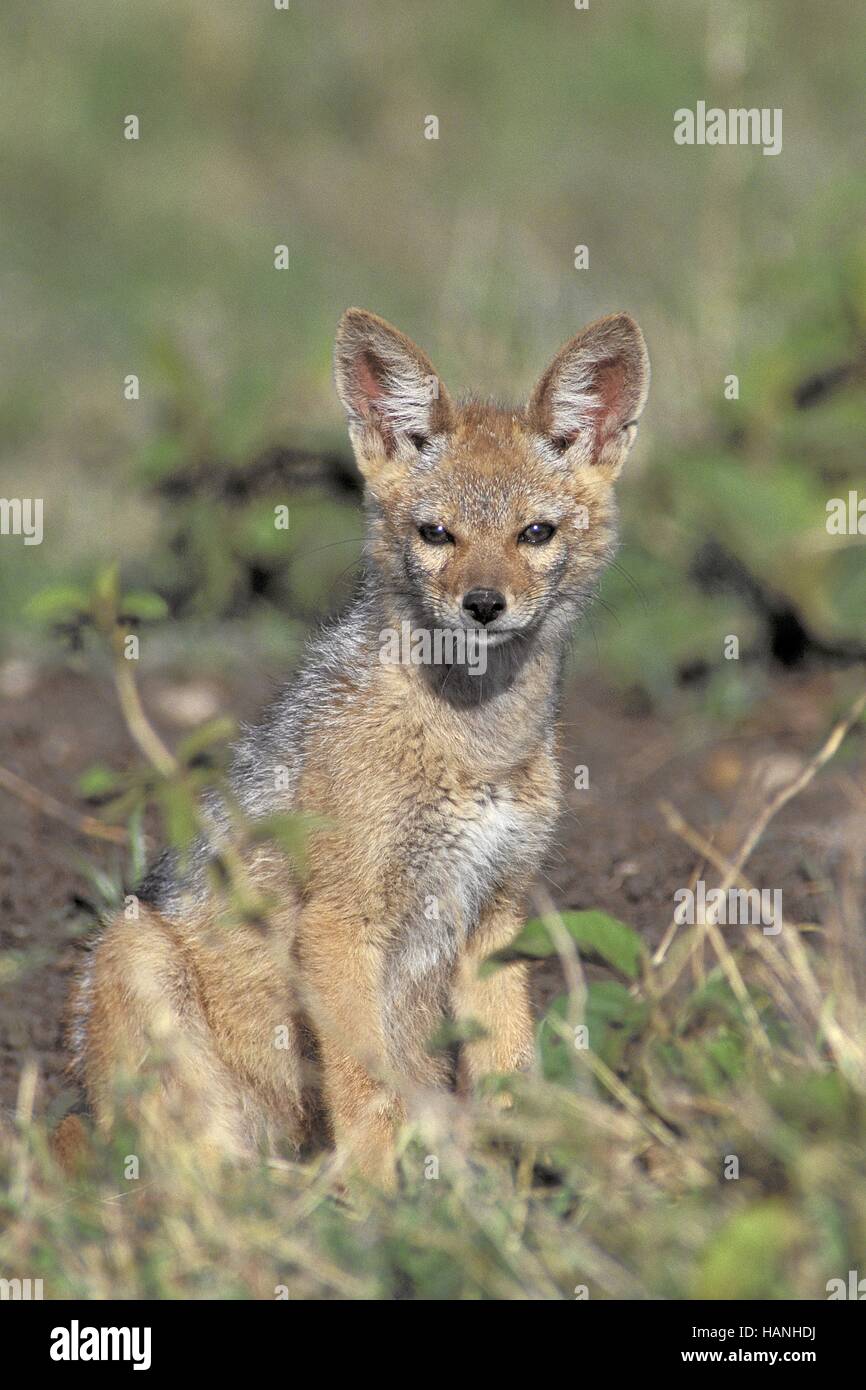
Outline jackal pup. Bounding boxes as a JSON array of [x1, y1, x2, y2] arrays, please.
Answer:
[[66, 308, 649, 1185]]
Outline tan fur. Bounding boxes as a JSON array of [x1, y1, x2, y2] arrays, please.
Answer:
[[66, 309, 649, 1187]]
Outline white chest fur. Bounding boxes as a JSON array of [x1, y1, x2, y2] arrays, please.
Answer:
[[395, 786, 549, 983]]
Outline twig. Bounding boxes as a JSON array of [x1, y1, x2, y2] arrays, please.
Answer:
[[659, 804, 824, 1063], [0, 762, 129, 845], [659, 687, 865, 942], [728, 689, 866, 875], [112, 659, 177, 779], [651, 858, 703, 967]]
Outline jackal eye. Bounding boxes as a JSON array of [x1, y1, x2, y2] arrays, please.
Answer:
[[417, 522, 453, 546], [518, 522, 556, 545]]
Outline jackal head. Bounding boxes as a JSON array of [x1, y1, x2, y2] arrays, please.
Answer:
[[334, 308, 649, 643]]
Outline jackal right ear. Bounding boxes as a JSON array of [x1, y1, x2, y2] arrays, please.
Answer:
[[528, 313, 650, 478], [334, 309, 453, 477]]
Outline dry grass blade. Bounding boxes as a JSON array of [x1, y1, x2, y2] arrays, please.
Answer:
[[0, 762, 129, 845]]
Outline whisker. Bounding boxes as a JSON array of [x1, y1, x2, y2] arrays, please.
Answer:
[[295, 536, 365, 562], [592, 597, 620, 626], [609, 558, 648, 609]]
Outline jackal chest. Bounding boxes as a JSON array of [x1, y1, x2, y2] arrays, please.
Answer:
[[389, 781, 556, 980], [433, 789, 532, 898]]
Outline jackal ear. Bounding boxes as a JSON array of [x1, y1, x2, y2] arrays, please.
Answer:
[[528, 313, 650, 477], [334, 309, 453, 474]]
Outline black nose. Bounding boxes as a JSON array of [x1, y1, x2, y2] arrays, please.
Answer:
[[462, 588, 507, 626]]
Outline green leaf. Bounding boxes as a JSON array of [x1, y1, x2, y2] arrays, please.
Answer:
[[484, 916, 557, 968], [537, 994, 574, 1084], [485, 909, 645, 979], [427, 1015, 489, 1051], [26, 584, 90, 625], [119, 589, 169, 622], [77, 763, 123, 798], [176, 716, 235, 766], [248, 812, 320, 872], [158, 782, 199, 853], [585, 980, 649, 1069], [558, 910, 646, 980], [538, 982, 649, 1081]]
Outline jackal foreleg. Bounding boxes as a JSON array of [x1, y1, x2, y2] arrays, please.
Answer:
[[452, 898, 534, 1091]]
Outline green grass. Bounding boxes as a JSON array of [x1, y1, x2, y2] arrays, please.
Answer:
[[4, 887, 866, 1300]]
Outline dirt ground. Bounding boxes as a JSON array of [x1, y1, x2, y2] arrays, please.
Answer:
[[0, 658, 861, 1120]]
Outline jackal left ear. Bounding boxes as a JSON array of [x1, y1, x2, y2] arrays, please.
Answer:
[[528, 313, 650, 476], [334, 308, 453, 476]]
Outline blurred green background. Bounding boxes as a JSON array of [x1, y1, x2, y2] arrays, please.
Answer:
[[1, 0, 864, 698]]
